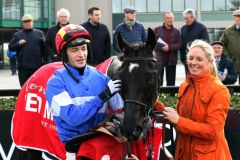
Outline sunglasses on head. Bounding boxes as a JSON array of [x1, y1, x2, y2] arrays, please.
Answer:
[[63, 28, 86, 42]]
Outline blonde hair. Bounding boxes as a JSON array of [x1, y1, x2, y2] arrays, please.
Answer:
[[187, 40, 218, 78]]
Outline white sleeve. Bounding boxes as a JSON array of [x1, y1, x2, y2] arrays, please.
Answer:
[[108, 93, 124, 112]]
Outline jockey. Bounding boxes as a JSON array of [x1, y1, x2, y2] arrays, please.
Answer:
[[45, 24, 124, 159]]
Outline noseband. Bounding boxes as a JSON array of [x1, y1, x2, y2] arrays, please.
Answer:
[[124, 100, 153, 135]]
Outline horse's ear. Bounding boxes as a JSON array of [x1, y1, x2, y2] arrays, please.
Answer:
[[117, 32, 129, 53], [146, 28, 156, 51]]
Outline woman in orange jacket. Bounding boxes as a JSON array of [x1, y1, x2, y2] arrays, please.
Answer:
[[162, 40, 232, 160]]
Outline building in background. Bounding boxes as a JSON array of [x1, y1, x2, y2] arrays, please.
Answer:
[[0, 0, 239, 68]]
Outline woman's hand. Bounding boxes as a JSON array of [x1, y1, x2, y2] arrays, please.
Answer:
[[163, 107, 179, 124]]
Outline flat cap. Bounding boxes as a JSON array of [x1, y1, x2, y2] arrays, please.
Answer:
[[22, 14, 33, 22], [211, 41, 223, 47], [124, 6, 137, 13], [233, 9, 240, 16]]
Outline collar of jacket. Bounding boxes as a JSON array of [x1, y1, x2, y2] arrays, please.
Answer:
[[23, 28, 33, 32], [162, 23, 173, 30], [186, 20, 196, 30], [57, 22, 69, 29], [88, 20, 101, 28], [178, 70, 221, 103], [65, 63, 88, 76], [221, 53, 227, 60], [235, 24, 240, 30]]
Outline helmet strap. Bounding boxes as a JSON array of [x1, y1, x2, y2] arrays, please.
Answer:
[[87, 44, 94, 62], [61, 49, 79, 83], [62, 49, 68, 63]]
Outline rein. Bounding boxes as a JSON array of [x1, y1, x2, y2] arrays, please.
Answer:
[[161, 120, 174, 160]]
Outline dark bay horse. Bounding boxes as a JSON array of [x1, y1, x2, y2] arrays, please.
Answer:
[[107, 28, 159, 142]]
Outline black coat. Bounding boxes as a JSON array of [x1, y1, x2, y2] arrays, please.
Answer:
[[45, 22, 63, 62], [218, 53, 238, 84], [180, 20, 210, 63], [9, 28, 46, 69], [81, 21, 111, 64]]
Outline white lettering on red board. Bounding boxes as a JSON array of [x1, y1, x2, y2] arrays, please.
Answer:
[[25, 92, 53, 121]]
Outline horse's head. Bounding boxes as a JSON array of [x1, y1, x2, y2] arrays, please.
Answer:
[[117, 28, 159, 141]]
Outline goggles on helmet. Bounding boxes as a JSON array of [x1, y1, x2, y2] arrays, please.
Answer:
[[65, 37, 90, 48]]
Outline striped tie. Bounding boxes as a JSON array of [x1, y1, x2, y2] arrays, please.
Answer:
[[216, 59, 220, 69]]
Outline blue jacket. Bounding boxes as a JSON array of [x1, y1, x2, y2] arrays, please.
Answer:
[[113, 20, 147, 53], [46, 64, 123, 143], [180, 20, 209, 63]]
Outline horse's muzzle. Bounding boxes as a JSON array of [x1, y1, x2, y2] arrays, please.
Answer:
[[123, 126, 143, 142]]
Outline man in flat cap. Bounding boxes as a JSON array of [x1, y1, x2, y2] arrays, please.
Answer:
[[220, 9, 240, 84], [9, 14, 48, 87], [9, 14, 48, 160], [212, 41, 237, 84], [113, 5, 147, 53]]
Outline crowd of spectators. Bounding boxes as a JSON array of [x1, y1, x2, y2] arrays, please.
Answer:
[[9, 7, 240, 88]]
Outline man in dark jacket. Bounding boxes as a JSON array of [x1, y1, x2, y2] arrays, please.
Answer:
[[9, 14, 47, 87], [154, 12, 181, 86], [81, 7, 111, 66], [113, 5, 147, 53], [45, 8, 70, 62], [180, 8, 209, 76], [212, 41, 237, 85]]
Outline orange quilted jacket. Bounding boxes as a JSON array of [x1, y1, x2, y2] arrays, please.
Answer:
[[174, 70, 232, 160]]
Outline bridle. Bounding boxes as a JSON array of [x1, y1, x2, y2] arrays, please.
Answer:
[[122, 56, 158, 122], [121, 56, 159, 160]]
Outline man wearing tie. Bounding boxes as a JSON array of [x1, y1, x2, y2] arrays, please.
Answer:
[[212, 41, 237, 84]]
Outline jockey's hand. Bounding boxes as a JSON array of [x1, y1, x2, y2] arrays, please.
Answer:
[[98, 78, 121, 102], [107, 78, 121, 94]]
